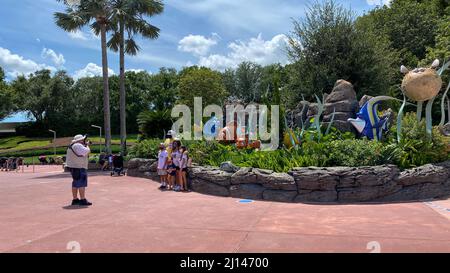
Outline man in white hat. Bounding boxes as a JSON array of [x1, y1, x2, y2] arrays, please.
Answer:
[[66, 135, 92, 206]]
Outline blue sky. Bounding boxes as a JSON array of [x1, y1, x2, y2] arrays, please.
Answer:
[[0, 0, 389, 122]]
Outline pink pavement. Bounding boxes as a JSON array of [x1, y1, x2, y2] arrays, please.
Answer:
[[1, 165, 450, 253]]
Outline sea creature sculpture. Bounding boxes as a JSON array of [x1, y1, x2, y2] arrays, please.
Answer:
[[399, 59, 449, 138], [401, 59, 442, 102], [203, 116, 221, 139], [348, 96, 395, 141]]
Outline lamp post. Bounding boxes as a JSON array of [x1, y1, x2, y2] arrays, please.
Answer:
[[49, 130, 56, 156], [91, 125, 102, 154]]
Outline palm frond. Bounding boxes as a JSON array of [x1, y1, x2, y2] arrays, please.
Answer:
[[125, 38, 140, 55]]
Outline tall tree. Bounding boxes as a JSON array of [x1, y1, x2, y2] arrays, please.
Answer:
[[178, 66, 228, 108], [108, 0, 163, 155], [287, 0, 397, 99], [0, 67, 14, 120], [55, 0, 113, 153]]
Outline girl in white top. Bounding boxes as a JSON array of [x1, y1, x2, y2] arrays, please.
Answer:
[[171, 140, 183, 192], [179, 146, 189, 192]]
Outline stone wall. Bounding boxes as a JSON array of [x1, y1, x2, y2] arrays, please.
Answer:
[[127, 159, 450, 203]]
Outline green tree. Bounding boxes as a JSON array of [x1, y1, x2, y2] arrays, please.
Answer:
[[357, 0, 441, 67], [55, 0, 114, 153], [108, 0, 163, 154], [0, 67, 14, 120], [234, 62, 263, 103], [178, 66, 228, 108], [10, 70, 75, 135], [287, 0, 397, 99]]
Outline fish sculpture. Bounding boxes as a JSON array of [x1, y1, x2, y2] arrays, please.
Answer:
[[348, 96, 395, 141], [203, 116, 222, 139]]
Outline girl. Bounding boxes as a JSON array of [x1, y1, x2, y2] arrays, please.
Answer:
[[179, 146, 190, 192], [171, 140, 183, 192], [166, 159, 177, 190]]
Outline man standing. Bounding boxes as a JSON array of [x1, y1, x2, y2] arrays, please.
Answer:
[[66, 135, 92, 206]]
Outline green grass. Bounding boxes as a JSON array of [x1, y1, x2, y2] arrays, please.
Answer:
[[0, 135, 138, 155], [0, 144, 122, 157], [0, 136, 50, 150]]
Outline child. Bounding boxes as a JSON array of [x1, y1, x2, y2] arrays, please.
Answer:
[[167, 159, 177, 190], [157, 143, 169, 190], [171, 140, 183, 192], [179, 146, 190, 192]]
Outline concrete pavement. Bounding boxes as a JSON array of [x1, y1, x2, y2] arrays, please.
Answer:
[[1, 166, 449, 253]]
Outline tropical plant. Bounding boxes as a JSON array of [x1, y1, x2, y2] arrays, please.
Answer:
[[55, 0, 114, 153], [389, 112, 448, 169], [137, 110, 172, 138], [108, 0, 164, 155]]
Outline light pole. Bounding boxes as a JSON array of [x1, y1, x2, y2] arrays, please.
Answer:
[[49, 130, 56, 156], [91, 125, 102, 154]]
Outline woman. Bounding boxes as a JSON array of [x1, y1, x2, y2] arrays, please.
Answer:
[[171, 139, 182, 192]]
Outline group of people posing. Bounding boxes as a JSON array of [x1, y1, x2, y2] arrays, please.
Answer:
[[157, 131, 191, 192]]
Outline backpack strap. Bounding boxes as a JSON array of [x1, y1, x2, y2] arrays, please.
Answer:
[[69, 144, 84, 158]]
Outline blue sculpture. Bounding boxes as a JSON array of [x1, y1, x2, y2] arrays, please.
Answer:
[[348, 96, 394, 141], [203, 116, 221, 139]]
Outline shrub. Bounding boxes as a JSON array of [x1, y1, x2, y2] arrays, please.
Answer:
[[126, 139, 162, 160], [326, 139, 388, 167], [137, 110, 173, 139], [388, 112, 448, 169]]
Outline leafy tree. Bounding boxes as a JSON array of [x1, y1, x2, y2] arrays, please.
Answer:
[[177, 66, 228, 108], [234, 62, 263, 103], [108, 0, 163, 154], [287, 0, 397, 99], [0, 67, 14, 120], [55, 0, 114, 153], [10, 70, 75, 135], [357, 0, 441, 67]]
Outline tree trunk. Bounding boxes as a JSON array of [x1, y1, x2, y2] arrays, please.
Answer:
[[119, 21, 127, 155], [100, 23, 112, 154]]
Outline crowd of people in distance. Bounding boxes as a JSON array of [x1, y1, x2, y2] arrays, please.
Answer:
[[0, 157, 24, 171]]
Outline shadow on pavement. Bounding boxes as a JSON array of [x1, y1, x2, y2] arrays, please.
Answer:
[[62, 205, 90, 210]]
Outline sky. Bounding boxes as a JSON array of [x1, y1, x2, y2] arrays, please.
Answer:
[[0, 0, 390, 122]]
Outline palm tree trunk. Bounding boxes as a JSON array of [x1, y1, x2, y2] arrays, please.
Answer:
[[119, 21, 127, 155], [100, 23, 112, 154]]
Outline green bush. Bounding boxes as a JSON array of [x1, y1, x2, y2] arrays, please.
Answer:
[[126, 139, 162, 160], [388, 112, 448, 169]]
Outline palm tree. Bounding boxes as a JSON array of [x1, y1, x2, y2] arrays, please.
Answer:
[[108, 0, 163, 155], [55, 0, 113, 153]]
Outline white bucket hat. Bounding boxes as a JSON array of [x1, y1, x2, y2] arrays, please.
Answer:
[[71, 134, 87, 144]]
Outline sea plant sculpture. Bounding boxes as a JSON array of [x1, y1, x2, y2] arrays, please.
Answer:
[[399, 59, 450, 139]]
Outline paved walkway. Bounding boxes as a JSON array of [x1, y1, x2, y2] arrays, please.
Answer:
[[1, 166, 450, 253]]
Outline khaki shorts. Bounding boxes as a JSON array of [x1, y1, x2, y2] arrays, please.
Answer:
[[157, 169, 167, 176]]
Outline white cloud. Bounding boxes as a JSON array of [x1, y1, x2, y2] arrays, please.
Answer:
[[41, 48, 65, 68], [73, 63, 115, 80], [366, 0, 392, 6], [0, 47, 55, 78], [197, 34, 289, 71], [68, 30, 88, 41], [126, 69, 148, 73], [178, 34, 220, 56], [167, 0, 306, 34]]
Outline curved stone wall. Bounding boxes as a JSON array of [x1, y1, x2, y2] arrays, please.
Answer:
[[127, 159, 450, 203]]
